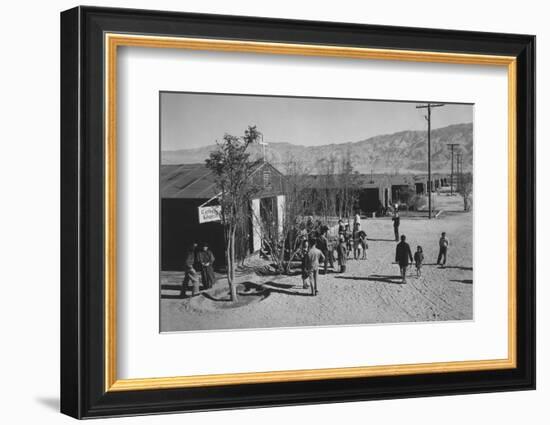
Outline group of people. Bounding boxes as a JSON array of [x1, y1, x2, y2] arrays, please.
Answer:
[[301, 211, 451, 291], [395, 231, 450, 283], [337, 215, 369, 262], [299, 213, 368, 296], [181, 241, 217, 298], [180, 214, 452, 297]]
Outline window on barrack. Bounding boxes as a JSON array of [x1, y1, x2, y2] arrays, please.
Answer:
[[263, 170, 271, 188]]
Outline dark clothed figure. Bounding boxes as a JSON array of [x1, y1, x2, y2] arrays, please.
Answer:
[[199, 248, 216, 289], [392, 214, 400, 241], [301, 243, 310, 289], [395, 237, 413, 283], [181, 248, 200, 297], [358, 230, 368, 260], [318, 233, 334, 274], [336, 240, 348, 273], [437, 233, 449, 266], [414, 247, 424, 277], [344, 226, 353, 257]]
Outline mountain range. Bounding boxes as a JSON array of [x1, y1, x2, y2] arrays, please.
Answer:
[[162, 122, 473, 174]]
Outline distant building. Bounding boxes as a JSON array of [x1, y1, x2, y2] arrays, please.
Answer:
[[390, 175, 416, 204], [355, 174, 391, 214], [302, 173, 391, 216], [160, 162, 285, 271], [391, 173, 449, 201]]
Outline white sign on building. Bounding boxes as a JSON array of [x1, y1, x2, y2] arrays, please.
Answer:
[[198, 205, 221, 224]]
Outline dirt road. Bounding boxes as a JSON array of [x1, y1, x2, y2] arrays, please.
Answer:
[[160, 204, 473, 332]]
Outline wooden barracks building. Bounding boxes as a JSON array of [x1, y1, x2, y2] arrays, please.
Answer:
[[160, 162, 286, 271]]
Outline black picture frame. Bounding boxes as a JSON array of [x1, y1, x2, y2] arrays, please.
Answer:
[[61, 5, 535, 419]]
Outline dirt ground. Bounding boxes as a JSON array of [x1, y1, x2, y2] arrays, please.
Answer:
[[160, 194, 473, 332]]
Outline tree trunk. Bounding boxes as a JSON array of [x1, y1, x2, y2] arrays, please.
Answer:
[[225, 226, 237, 302], [229, 226, 238, 301]]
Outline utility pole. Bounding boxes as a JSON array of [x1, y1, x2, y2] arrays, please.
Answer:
[[447, 143, 459, 195], [456, 152, 462, 192], [416, 103, 444, 219]]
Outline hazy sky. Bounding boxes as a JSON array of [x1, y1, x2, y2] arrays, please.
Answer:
[[161, 92, 473, 151]]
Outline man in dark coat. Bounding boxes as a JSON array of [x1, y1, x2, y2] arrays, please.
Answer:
[[336, 235, 348, 273], [181, 243, 200, 297], [198, 243, 216, 289], [395, 234, 413, 283]]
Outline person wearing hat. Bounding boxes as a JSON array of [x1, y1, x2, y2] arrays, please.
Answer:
[[181, 243, 200, 297], [336, 235, 348, 273], [395, 234, 413, 283], [198, 242, 216, 289]]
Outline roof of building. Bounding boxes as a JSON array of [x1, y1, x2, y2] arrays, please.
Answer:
[[160, 162, 284, 199], [302, 173, 392, 189], [160, 164, 218, 199], [301, 172, 449, 189]]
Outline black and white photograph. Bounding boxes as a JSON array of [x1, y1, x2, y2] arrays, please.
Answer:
[[160, 92, 474, 332]]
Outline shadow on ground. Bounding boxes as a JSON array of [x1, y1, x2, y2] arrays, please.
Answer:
[[443, 266, 473, 271], [450, 279, 473, 284], [335, 274, 404, 284], [367, 238, 397, 242]]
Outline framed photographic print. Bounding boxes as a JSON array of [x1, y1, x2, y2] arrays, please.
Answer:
[[60, 6, 535, 419]]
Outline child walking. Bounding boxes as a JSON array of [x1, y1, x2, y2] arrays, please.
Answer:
[[414, 245, 424, 277], [301, 240, 310, 290]]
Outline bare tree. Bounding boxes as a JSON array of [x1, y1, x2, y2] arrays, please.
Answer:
[[315, 156, 337, 221], [251, 157, 311, 274], [205, 126, 262, 301], [337, 150, 358, 219]]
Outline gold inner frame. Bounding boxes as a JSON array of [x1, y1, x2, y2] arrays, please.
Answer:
[[104, 33, 517, 392]]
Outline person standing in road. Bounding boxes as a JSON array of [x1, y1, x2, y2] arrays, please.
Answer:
[[437, 232, 449, 266], [358, 229, 368, 260], [198, 242, 216, 289], [181, 243, 200, 297], [306, 239, 325, 296], [344, 223, 353, 258], [392, 211, 400, 241], [301, 240, 310, 290], [318, 229, 334, 274], [354, 211, 361, 231], [395, 234, 413, 283], [353, 222, 362, 260], [414, 245, 424, 277], [336, 235, 348, 273]]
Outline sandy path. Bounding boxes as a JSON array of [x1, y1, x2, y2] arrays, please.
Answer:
[[161, 208, 473, 332]]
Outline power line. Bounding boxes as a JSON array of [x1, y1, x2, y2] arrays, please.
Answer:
[[416, 103, 444, 219]]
